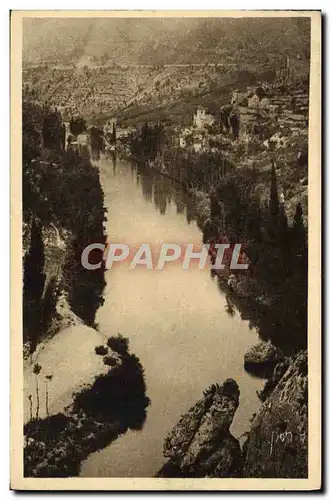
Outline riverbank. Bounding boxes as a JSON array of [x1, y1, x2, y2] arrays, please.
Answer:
[[128, 157, 269, 299], [24, 334, 150, 477], [128, 154, 307, 354], [23, 101, 114, 476], [23, 101, 106, 355], [23, 299, 109, 423]]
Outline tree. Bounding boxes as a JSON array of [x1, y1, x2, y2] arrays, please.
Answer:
[[268, 162, 280, 241], [28, 394, 33, 421], [269, 161, 279, 219], [45, 375, 53, 418], [247, 198, 262, 241], [90, 126, 104, 151], [255, 86, 265, 100], [42, 111, 62, 151], [279, 204, 289, 244], [23, 220, 45, 352], [33, 363, 42, 420], [278, 203, 290, 275], [229, 113, 240, 140], [292, 203, 307, 256], [107, 334, 129, 356], [70, 117, 87, 136], [220, 105, 232, 133], [112, 123, 116, 144], [60, 123, 66, 150]]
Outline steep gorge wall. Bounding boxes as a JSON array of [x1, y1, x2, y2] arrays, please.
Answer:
[[23, 101, 106, 354]]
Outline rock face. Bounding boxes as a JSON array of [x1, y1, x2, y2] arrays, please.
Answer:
[[158, 379, 243, 478], [244, 341, 284, 366], [158, 351, 308, 479], [243, 351, 308, 478]]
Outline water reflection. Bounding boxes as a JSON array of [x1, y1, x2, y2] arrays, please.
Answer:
[[81, 156, 266, 477], [132, 162, 304, 361], [140, 168, 153, 204], [225, 296, 236, 318], [88, 151, 302, 362], [91, 146, 100, 162], [134, 163, 197, 221], [215, 276, 305, 357], [174, 190, 185, 215], [111, 151, 117, 173]]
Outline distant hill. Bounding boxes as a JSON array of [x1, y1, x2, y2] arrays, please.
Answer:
[[23, 17, 311, 67]]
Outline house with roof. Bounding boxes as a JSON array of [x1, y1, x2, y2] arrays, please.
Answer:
[[193, 106, 215, 130], [248, 92, 260, 109]]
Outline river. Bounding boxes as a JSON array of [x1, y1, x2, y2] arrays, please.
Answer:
[[80, 155, 265, 477]]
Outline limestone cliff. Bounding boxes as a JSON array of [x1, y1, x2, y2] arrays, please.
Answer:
[[158, 351, 308, 478], [158, 379, 243, 477], [243, 351, 308, 478]]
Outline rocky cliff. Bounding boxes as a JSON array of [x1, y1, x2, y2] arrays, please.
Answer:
[[158, 379, 242, 478], [158, 351, 308, 478], [244, 350, 308, 478], [23, 101, 106, 354]]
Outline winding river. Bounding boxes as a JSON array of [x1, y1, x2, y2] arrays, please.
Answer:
[[80, 155, 265, 477]]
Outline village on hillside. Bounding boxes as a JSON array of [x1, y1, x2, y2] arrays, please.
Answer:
[[23, 50, 309, 221]]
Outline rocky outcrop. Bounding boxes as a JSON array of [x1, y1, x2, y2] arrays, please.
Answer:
[[158, 351, 308, 479], [243, 351, 308, 478], [244, 341, 284, 367], [158, 379, 243, 478]]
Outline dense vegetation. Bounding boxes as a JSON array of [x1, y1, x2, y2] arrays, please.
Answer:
[[69, 116, 87, 136], [206, 162, 307, 351], [24, 336, 150, 477], [131, 124, 307, 352], [23, 101, 106, 351], [132, 122, 236, 190]]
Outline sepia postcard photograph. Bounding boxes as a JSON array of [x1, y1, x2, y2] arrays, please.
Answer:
[[10, 10, 321, 490]]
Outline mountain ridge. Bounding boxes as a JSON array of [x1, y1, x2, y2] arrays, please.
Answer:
[[23, 17, 311, 67]]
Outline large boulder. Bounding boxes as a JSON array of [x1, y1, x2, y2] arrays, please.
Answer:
[[158, 379, 243, 478], [158, 352, 308, 480], [244, 341, 284, 367]]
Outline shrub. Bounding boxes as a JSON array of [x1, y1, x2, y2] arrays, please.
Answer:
[[103, 356, 117, 367], [95, 345, 108, 356], [70, 116, 87, 136], [107, 334, 129, 356]]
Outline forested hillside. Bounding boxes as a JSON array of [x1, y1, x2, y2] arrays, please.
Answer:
[[23, 101, 106, 353]]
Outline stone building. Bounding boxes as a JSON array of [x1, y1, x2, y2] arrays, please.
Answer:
[[193, 106, 215, 129], [248, 93, 260, 109], [103, 118, 117, 137]]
